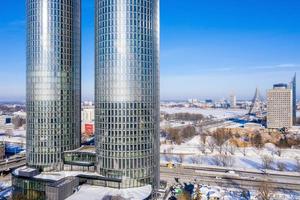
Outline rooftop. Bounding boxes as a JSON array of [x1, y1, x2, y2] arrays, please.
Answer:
[[64, 145, 96, 154], [66, 184, 152, 200]]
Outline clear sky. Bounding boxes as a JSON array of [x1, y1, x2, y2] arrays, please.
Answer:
[[0, 0, 300, 101]]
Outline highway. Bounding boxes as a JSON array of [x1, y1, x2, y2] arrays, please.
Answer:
[[2, 155, 300, 192], [0, 156, 26, 173], [160, 165, 300, 191]]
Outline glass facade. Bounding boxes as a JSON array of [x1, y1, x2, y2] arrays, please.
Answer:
[[26, 0, 81, 170], [95, 0, 160, 189], [12, 174, 49, 200]]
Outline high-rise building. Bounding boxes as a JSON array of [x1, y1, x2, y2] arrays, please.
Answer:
[[229, 94, 237, 108], [81, 106, 95, 123], [290, 73, 297, 125], [26, 0, 81, 171], [95, 0, 160, 190], [267, 84, 293, 129]]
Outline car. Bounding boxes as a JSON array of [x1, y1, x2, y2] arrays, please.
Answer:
[[226, 170, 236, 174], [215, 176, 222, 180]]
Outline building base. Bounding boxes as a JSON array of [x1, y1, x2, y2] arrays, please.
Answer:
[[12, 166, 152, 200]]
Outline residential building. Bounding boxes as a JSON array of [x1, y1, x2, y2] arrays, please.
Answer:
[[267, 84, 293, 129]]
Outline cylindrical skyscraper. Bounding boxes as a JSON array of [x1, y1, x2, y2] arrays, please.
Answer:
[[95, 0, 160, 190], [26, 0, 81, 171]]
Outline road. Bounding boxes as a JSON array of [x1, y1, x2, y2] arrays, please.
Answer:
[[160, 165, 300, 191], [0, 157, 26, 173]]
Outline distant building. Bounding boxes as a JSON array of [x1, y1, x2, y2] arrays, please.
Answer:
[[205, 99, 213, 104], [84, 123, 94, 136], [0, 115, 14, 133], [229, 94, 237, 108], [81, 106, 94, 123], [267, 84, 293, 129], [289, 73, 297, 125], [188, 99, 198, 104]]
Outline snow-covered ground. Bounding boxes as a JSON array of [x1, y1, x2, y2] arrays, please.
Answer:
[[67, 185, 152, 200], [161, 107, 248, 120], [194, 185, 300, 200], [161, 135, 300, 172]]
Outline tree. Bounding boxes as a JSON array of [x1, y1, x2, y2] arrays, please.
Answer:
[[212, 129, 232, 154], [200, 135, 207, 145], [167, 128, 182, 144], [275, 148, 282, 157], [164, 155, 172, 162], [190, 156, 201, 164], [12, 116, 26, 129], [175, 155, 184, 164], [251, 133, 263, 148], [295, 157, 300, 172], [181, 126, 196, 139], [177, 191, 191, 200], [213, 154, 234, 167], [277, 161, 286, 171], [207, 137, 216, 153], [261, 155, 273, 170], [258, 182, 273, 200]]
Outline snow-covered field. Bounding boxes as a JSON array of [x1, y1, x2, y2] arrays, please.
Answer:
[[161, 107, 248, 120], [161, 135, 300, 172], [194, 185, 300, 200]]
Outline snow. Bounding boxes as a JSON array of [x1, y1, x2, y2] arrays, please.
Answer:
[[160, 120, 194, 128], [160, 135, 300, 172], [13, 167, 102, 182], [67, 184, 152, 200], [0, 135, 25, 144], [160, 107, 248, 120], [197, 185, 300, 200]]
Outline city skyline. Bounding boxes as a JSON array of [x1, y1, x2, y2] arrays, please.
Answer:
[[1, 0, 300, 101]]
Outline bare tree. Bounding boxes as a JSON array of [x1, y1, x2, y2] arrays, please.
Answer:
[[277, 161, 286, 171], [261, 155, 274, 170], [190, 156, 198, 164], [198, 143, 206, 154], [200, 135, 207, 145], [213, 154, 234, 167], [207, 136, 216, 153], [177, 191, 191, 200], [295, 157, 300, 172], [190, 156, 201, 164], [164, 155, 172, 162], [212, 128, 231, 154], [228, 144, 236, 155], [199, 135, 207, 154], [276, 148, 282, 157], [258, 182, 273, 200], [175, 155, 184, 164], [251, 132, 263, 149], [223, 140, 236, 155]]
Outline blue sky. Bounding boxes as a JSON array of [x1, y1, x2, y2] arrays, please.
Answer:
[[0, 0, 300, 101]]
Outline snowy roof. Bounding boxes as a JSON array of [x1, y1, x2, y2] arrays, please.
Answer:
[[64, 145, 96, 154], [67, 184, 152, 200]]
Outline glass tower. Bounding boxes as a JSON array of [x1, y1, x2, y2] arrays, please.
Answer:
[[292, 73, 297, 125], [26, 0, 81, 171], [95, 0, 160, 189]]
